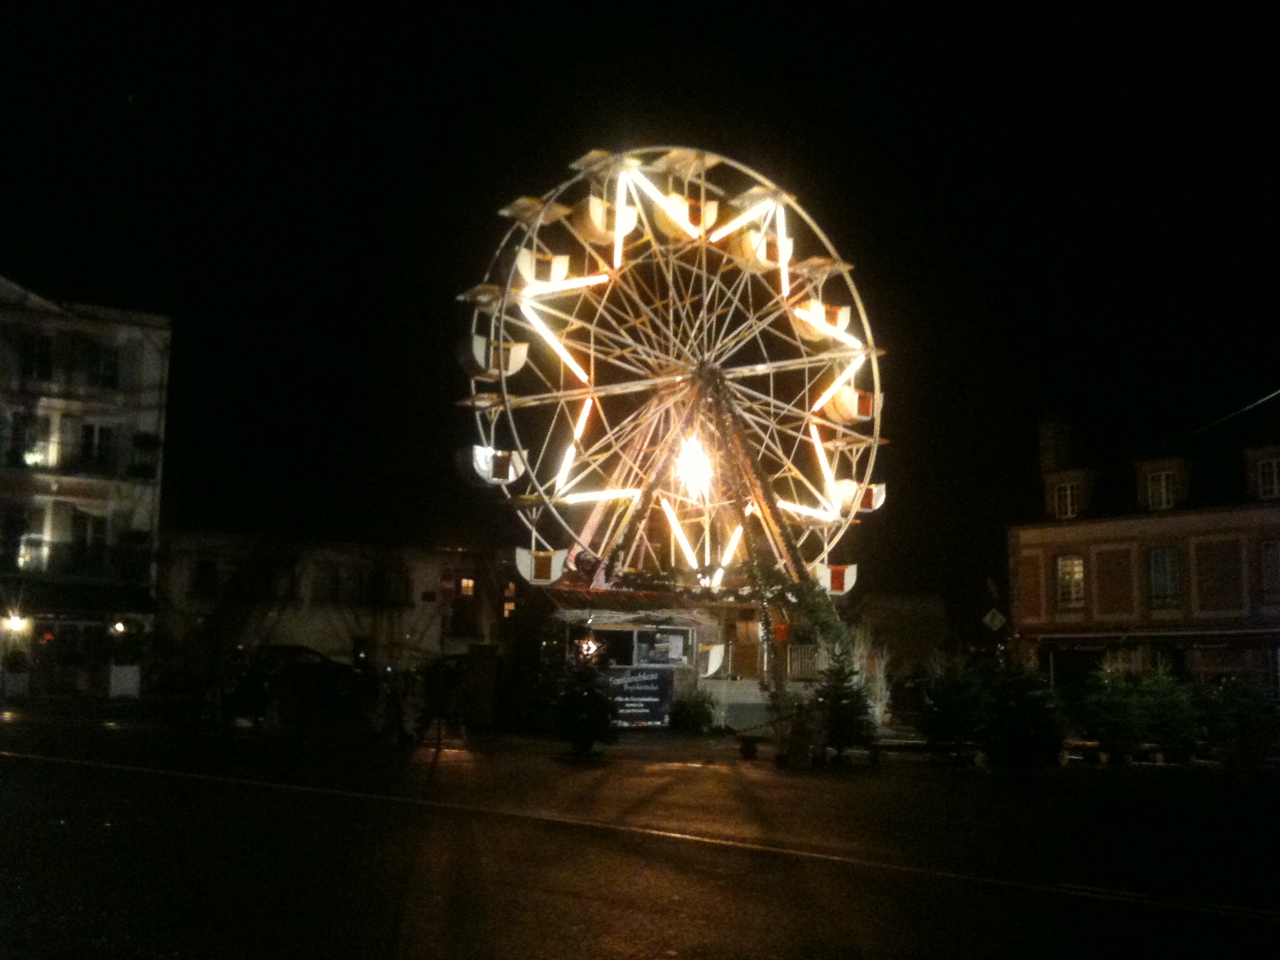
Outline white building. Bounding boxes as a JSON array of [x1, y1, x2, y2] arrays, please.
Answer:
[[0, 277, 169, 690]]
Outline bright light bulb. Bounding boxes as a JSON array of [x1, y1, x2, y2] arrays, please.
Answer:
[[675, 436, 713, 500]]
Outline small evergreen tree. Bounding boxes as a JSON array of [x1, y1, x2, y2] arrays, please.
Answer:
[[555, 661, 619, 760], [811, 651, 876, 758], [1077, 668, 1145, 760], [982, 668, 1065, 770], [917, 662, 995, 747]]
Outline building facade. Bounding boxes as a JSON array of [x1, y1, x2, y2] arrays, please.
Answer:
[[158, 533, 516, 667], [1009, 424, 1280, 691], [0, 278, 169, 692]]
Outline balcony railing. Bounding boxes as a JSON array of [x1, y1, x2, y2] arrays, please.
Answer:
[[787, 644, 829, 682], [3, 441, 157, 480], [10, 537, 152, 581]]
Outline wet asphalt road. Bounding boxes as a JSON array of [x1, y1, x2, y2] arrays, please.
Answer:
[[1, 704, 1278, 959]]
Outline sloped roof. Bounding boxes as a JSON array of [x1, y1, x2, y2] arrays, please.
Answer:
[[0, 276, 63, 312]]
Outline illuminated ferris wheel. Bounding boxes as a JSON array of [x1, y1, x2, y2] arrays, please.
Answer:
[[459, 147, 884, 592]]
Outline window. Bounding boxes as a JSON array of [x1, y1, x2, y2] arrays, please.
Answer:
[[338, 564, 369, 603], [1259, 459, 1279, 500], [1146, 471, 1175, 510], [503, 601, 516, 619], [86, 341, 119, 389], [1056, 555, 1084, 608], [1149, 546, 1181, 607], [80, 423, 116, 471], [189, 558, 220, 600], [1054, 482, 1080, 519], [459, 577, 475, 597], [19, 333, 53, 381], [311, 563, 339, 603], [1263, 541, 1280, 605]]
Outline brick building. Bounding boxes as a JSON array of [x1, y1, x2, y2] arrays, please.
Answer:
[[1009, 423, 1280, 691]]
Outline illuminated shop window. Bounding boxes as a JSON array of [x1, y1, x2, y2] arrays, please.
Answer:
[[1056, 555, 1084, 608]]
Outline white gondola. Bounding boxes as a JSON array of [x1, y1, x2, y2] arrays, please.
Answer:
[[457, 284, 504, 313], [858, 483, 886, 512], [701, 643, 726, 678], [457, 334, 529, 382], [498, 197, 570, 226], [515, 546, 569, 585], [569, 195, 638, 245], [810, 562, 857, 595], [654, 194, 718, 239], [790, 299, 851, 343], [727, 228, 792, 274], [457, 446, 527, 487], [821, 385, 878, 424], [515, 248, 570, 287]]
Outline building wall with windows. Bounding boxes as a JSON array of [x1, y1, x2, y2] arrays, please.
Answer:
[[157, 533, 518, 673], [1010, 427, 1280, 689], [0, 278, 169, 684]]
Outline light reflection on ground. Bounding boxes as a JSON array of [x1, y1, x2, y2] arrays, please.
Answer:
[[412, 746, 476, 763]]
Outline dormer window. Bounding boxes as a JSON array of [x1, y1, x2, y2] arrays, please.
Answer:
[[1146, 470, 1176, 510], [1054, 482, 1080, 519], [1260, 458, 1279, 500]]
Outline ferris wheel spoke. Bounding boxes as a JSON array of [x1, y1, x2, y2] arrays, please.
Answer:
[[517, 297, 670, 376], [720, 347, 865, 381], [725, 380, 873, 443], [612, 255, 699, 365], [577, 292, 681, 370], [578, 389, 690, 485], [503, 371, 691, 413], [729, 410, 832, 510], [708, 288, 804, 366], [553, 393, 675, 498], [625, 183, 691, 317]]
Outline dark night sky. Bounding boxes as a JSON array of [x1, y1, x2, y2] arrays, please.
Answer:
[[0, 17, 1270, 624]]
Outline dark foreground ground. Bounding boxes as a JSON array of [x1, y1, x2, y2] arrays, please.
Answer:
[[2, 698, 1278, 959]]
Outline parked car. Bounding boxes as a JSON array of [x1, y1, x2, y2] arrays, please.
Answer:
[[216, 644, 376, 736]]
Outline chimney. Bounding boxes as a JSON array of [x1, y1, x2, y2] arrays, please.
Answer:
[[1039, 422, 1072, 474]]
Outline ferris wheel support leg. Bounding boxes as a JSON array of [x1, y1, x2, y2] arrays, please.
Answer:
[[717, 403, 810, 586]]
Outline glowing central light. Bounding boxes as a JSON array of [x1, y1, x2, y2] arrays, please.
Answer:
[[4, 614, 27, 633], [675, 435, 713, 500]]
